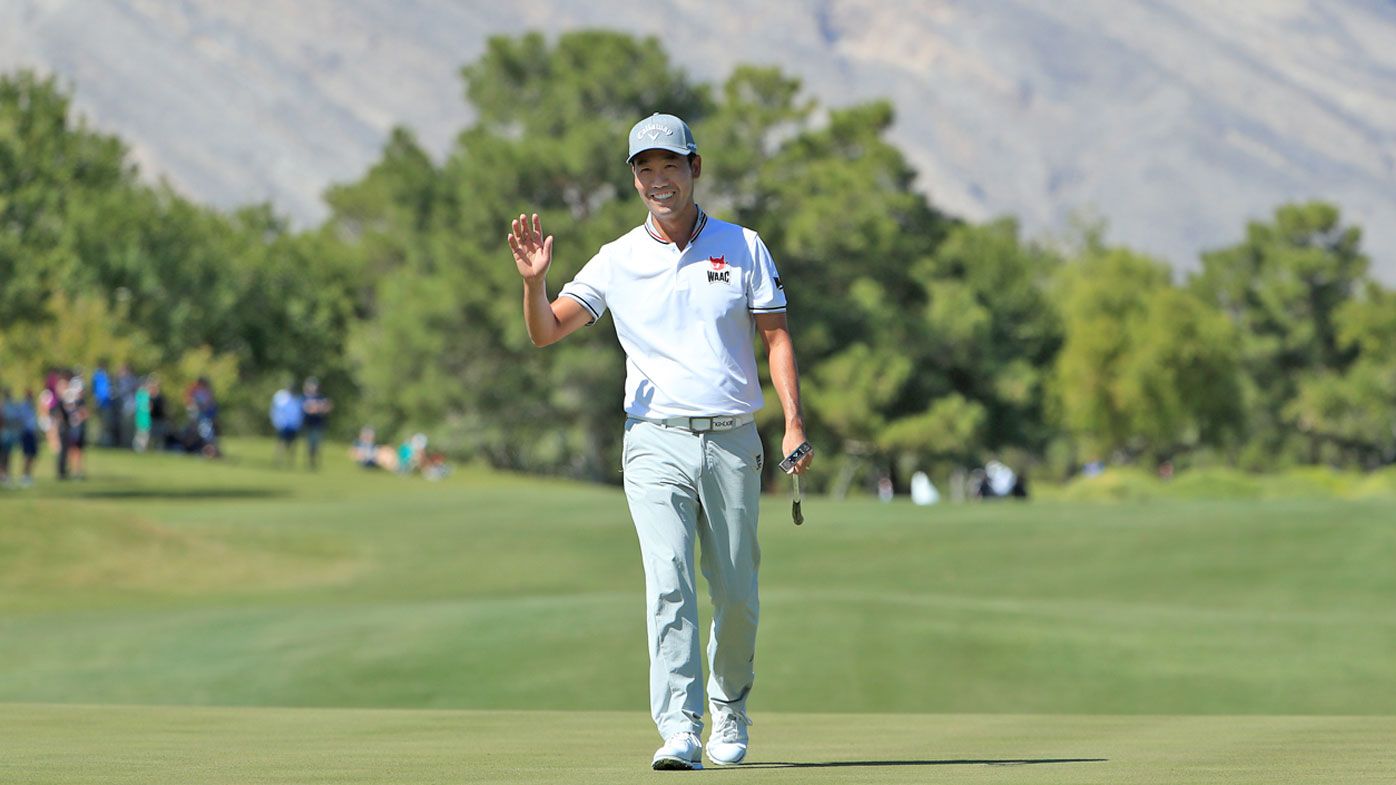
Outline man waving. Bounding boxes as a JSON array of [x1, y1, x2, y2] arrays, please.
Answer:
[[508, 113, 812, 770]]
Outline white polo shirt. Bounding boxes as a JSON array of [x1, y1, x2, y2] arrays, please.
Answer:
[[559, 207, 788, 418]]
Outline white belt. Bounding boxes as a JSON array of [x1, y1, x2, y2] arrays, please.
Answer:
[[633, 413, 755, 432]]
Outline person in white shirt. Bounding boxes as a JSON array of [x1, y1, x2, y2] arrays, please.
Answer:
[[508, 113, 812, 770]]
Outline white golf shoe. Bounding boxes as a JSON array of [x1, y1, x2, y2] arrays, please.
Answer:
[[705, 705, 752, 766], [652, 731, 703, 770]]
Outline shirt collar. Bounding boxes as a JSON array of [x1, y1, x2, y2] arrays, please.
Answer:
[[644, 204, 708, 246]]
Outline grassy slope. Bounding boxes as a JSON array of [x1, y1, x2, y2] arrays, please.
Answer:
[[1, 439, 1394, 718], [5, 704, 1395, 785]]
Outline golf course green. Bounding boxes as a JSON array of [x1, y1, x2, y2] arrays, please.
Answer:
[[2, 440, 1393, 783]]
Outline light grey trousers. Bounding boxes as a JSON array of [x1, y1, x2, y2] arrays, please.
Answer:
[[622, 418, 764, 739]]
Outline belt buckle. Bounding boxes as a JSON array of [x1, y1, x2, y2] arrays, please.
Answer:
[[690, 417, 713, 432]]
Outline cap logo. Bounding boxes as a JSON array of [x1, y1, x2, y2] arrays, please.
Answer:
[[637, 123, 675, 141]]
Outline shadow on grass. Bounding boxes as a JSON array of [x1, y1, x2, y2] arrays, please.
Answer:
[[727, 757, 1108, 770], [69, 487, 289, 501]]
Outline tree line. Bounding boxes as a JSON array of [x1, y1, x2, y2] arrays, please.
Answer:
[[3, 31, 1393, 489]]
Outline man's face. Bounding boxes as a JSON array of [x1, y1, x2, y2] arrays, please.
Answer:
[[630, 149, 701, 219]]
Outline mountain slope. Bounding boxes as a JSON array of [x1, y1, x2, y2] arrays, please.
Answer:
[[3, 0, 1394, 276]]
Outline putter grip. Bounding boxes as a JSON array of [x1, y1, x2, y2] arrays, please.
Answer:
[[792, 499, 804, 526], [779, 441, 813, 474]]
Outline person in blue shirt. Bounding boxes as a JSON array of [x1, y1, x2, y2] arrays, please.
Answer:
[[91, 363, 114, 447], [0, 387, 15, 485], [269, 382, 304, 467], [0, 389, 40, 488]]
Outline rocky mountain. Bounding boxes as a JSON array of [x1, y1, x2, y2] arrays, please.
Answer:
[[4, 0, 1395, 277]]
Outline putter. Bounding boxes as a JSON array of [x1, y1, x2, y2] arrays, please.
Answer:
[[778, 442, 813, 525], [791, 474, 804, 525]]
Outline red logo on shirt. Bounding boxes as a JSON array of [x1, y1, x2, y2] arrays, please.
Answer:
[[708, 255, 727, 271]]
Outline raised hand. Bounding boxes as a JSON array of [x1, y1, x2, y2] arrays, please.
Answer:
[[508, 213, 554, 282]]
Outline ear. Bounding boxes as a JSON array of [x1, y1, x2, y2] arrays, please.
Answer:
[[690, 154, 702, 180]]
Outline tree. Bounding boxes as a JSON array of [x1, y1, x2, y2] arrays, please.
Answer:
[[1191, 202, 1370, 464], [1287, 283, 1396, 466], [1054, 246, 1241, 463], [912, 219, 1062, 454], [742, 100, 960, 486], [343, 33, 970, 483], [0, 70, 358, 432], [340, 32, 710, 478], [0, 71, 129, 325]]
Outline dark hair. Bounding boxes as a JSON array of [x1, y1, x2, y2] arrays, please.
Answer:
[[630, 150, 699, 169]]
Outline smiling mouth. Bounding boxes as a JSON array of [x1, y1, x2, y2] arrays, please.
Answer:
[[649, 190, 677, 204]]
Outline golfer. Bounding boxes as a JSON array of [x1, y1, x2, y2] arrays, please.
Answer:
[[508, 113, 811, 770]]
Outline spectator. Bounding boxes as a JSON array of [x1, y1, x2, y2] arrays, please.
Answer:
[[269, 382, 304, 466], [57, 372, 89, 480], [976, 460, 1028, 500], [17, 390, 39, 487], [115, 364, 139, 448], [186, 377, 220, 458], [41, 370, 60, 454], [349, 426, 410, 471], [397, 432, 428, 475], [910, 471, 940, 506], [1, 387, 18, 486], [985, 460, 1016, 497], [351, 425, 377, 468], [52, 374, 71, 478], [421, 451, 450, 481], [133, 378, 153, 452], [1, 389, 39, 488], [91, 362, 115, 446], [147, 377, 168, 451], [300, 377, 333, 470]]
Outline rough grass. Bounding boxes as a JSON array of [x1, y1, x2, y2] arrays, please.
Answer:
[[1040, 464, 1396, 503]]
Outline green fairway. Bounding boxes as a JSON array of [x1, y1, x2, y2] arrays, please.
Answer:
[[1, 441, 1393, 781], [2, 440, 1393, 716], [5, 703, 1394, 784]]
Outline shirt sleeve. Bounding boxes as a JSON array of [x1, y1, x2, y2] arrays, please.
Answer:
[[558, 249, 610, 325], [746, 232, 787, 314]]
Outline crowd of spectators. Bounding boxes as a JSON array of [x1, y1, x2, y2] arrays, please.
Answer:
[[350, 426, 449, 480], [3, 363, 455, 487], [0, 363, 224, 488]]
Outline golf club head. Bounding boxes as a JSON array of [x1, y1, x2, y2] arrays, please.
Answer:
[[778, 441, 813, 474]]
